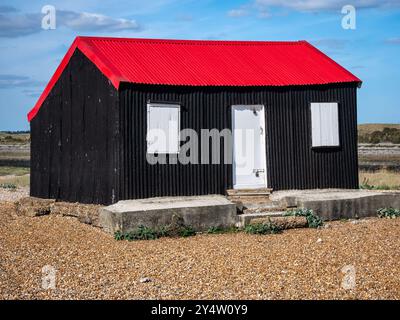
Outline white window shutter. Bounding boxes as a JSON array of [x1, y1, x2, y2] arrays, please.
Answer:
[[147, 103, 180, 153], [311, 103, 339, 147]]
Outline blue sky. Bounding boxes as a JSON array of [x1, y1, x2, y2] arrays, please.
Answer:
[[0, 0, 399, 130]]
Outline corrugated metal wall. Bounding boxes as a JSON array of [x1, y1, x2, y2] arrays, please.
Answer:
[[119, 83, 358, 200], [31, 49, 358, 205], [118, 85, 233, 199], [30, 50, 120, 204]]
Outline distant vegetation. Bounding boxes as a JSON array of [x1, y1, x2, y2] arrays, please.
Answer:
[[358, 124, 400, 144], [0, 132, 30, 145], [3, 126, 400, 145], [1, 131, 30, 134]]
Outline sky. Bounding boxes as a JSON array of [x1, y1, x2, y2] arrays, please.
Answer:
[[0, 0, 399, 131]]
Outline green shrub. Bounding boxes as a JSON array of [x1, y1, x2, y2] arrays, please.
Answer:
[[377, 207, 400, 219], [244, 222, 281, 235], [114, 222, 197, 241], [114, 230, 124, 241], [0, 183, 17, 190], [178, 225, 196, 237], [284, 208, 323, 228], [114, 226, 164, 241], [124, 226, 160, 241], [206, 226, 240, 234], [157, 226, 170, 238], [358, 127, 400, 144], [206, 226, 224, 234]]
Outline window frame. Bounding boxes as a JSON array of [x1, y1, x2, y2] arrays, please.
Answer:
[[310, 102, 341, 149], [146, 102, 181, 154]]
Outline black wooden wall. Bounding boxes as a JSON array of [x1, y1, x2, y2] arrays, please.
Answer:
[[119, 83, 359, 200], [30, 50, 119, 204]]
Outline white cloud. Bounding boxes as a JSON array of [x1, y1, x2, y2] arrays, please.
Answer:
[[257, 8, 271, 18], [0, 5, 18, 13], [385, 37, 400, 44], [0, 74, 45, 89], [175, 13, 193, 22], [228, 8, 250, 17], [311, 38, 349, 49], [255, 0, 400, 12], [0, 7, 141, 37], [58, 10, 140, 31]]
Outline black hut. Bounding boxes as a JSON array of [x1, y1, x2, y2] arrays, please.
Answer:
[[28, 37, 362, 205]]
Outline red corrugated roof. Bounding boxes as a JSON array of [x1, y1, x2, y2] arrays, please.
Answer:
[[28, 36, 361, 121]]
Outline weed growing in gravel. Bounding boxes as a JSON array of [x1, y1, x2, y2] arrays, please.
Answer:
[[244, 222, 281, 235], [115, 226, 160, 241], [206, 226, 224, 234], [0, 183, 17, 191], [284, 208, 324, 228], [178, 225, 196, 237], [114, 224, 197, 241], [206, 226, 241, 234], [377, 207, 400, 219]]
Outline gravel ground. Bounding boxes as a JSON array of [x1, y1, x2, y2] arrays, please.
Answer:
[[0, 201, 399, 300], [0, 187, 29, 202]]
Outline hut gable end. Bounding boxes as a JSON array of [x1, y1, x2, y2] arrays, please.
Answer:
[[30, 49, 119, 204]]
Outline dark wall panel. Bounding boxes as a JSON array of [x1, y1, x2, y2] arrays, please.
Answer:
[[119, 83, 358, 200], [118, 85, 233, 200], [30, 49, 119, 204]]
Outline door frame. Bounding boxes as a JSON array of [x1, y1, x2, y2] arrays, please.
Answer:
[[231, 104, 268, 189]]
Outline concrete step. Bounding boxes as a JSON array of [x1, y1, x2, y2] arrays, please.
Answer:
[[229, 198, 284, 215], [243, 200, 284, 210], [228, 196, 271, 205], [99, 195, 238, 234], [226, 188, 272, 197], [236, 211, 286, 228], [243, 205, 287, 214]]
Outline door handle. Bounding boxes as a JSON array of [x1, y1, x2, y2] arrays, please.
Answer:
[[253, 169, 265, 177]]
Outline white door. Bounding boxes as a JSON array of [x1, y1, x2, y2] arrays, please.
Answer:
[[232, 105, 267, 189]]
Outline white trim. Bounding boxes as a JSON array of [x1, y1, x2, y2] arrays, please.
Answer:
[[311, 102, 340, 147], [146, 103, 181, 154]]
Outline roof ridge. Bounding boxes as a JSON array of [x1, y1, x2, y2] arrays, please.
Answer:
[[77, 36, 305, 46]]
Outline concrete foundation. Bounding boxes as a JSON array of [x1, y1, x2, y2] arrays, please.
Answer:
[[99, 195, 237, 234], [270, 189, 400, 220]]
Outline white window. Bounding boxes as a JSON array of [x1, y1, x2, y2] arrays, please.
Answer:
[[311, 102, 340, 147], [147, 103, 180, 154]]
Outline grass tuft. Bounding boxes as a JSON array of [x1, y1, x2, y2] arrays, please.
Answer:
[[377, 207, 400, 219], [244, 221, 281, 235], [0, 183, 17, 191], [284, 208, 323, 228]]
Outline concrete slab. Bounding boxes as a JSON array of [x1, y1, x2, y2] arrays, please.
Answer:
[[270, 189, 400, 220], [99, 195, 237, 234], [236, 211, 286, 228]]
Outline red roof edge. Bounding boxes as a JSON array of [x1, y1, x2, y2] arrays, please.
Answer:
[[27, 37, 123, 122], [300, 40, 362, 87]]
